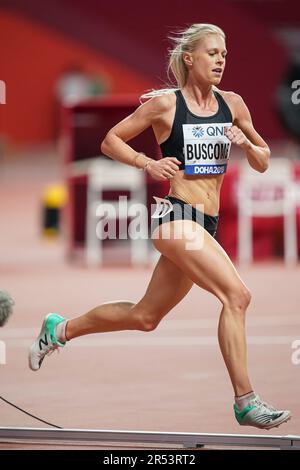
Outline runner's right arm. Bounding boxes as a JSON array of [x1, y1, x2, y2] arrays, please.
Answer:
[[101, 96, 181, 180]]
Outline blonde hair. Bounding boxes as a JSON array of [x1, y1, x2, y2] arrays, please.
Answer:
[[140, 23, 225, 101]]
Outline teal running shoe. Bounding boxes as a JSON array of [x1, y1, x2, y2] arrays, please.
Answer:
[[234, 395, 291, 430], [28, 313, 66, 371]]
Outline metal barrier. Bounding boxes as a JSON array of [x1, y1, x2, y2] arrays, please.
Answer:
[[0, 427, 299, 450]]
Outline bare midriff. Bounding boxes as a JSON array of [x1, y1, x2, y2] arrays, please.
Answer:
[[167, 171, 224, 217]]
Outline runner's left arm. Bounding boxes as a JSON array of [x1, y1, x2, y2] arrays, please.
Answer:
[[227, 94, 270, 173]]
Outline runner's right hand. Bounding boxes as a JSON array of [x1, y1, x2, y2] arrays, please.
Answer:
[[146, 157, 181, 181]]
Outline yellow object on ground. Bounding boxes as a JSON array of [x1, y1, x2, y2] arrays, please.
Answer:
[[43, 184, 68, 209], [42, 184, 68, 237]]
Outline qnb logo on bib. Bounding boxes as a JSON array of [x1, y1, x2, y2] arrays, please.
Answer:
[[192, 125, 205, 138], [183, 123, 232, 175]]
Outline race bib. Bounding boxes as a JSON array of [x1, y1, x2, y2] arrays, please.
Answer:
[[183, 123, 232, 175]]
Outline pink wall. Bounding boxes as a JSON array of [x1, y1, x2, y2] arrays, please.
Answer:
[[0, 10, 152, 145]]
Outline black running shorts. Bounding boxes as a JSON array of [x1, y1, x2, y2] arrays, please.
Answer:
[[151, 195, 219, 238]]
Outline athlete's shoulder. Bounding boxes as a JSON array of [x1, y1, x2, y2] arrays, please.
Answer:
[[140, 90, 176, 122], [141, 90, 176, 113], [214, 88, 248, 119], [214, 88, 243, 104]]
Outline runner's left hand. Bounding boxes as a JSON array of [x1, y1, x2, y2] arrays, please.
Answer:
[[225, 125, 251, 149]]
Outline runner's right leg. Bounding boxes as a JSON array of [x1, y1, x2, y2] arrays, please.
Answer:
[[29, 254, 193, 370]]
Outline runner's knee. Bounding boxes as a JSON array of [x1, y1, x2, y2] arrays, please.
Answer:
[[131, 304, 167, 332], [222, 286, 252, 314]]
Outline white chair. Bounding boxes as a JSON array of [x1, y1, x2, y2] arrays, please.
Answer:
[[237, 158, 298, 265], [85, 158, 148, 266]]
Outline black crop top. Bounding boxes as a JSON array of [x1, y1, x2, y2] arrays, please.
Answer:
[[160, 89, 233, 175]]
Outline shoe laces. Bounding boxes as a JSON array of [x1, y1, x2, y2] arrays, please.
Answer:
[[251, 395, 277, 412]]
